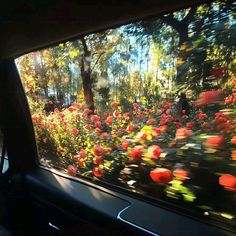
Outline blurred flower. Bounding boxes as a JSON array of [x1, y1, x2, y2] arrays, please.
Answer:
[[121, 140, 129, 150], [231, 136, 236, 144], [126, 123, 134, 132], [111, 101, 118, 108], [150, 168, 172, 185], [173, 169, 189, 181], [186, 122, 194, 129], [79, 149, 86, 158], [205, 136, 224, 148], [93, 167, 103, 177], [67, 165, 77, 176], [71, 128, 79, 135], [113, 110, 120, 117], [94, 144, 104, 156], [175, 128, 192, 140], [147, 145, 162, 159], [195, 89, 223, 106], [219, 174, 236, 191], [147, 119, 155, 125], [90, 115, 100, 123], [129, 146, 143, 160], [231, 150, 236, 160], [105, 116, 113, 126]]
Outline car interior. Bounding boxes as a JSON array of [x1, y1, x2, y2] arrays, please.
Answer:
[[0, 0, 235, 235]]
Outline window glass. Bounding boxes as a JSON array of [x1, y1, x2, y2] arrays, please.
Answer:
[[16, 0, 236, 226]]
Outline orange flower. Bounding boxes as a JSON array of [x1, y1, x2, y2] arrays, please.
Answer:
[[231, 150, 236, 160], [219, 174, 236, 191], [205, 136, 224, 148], [105, 116, 113, 126], [150, 168, 172, 185], [231, 136, 236, 144], [147, 119, 155, 125], [173, 169, 189, 181], [68, 106, 76, 112], [175, 128, 192, 140], [121, 140, 129, 150]]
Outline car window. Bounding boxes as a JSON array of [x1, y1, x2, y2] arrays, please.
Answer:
[[15, 0, 236, 226]]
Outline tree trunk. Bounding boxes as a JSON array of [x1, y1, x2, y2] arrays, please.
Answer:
[[160, 7, 197, 84], [80, 37, 95, 111]]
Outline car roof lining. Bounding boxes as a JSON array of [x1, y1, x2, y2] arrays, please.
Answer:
[[0, 0, 213, 60]]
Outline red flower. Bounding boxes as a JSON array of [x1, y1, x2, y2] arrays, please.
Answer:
[[195, 89, 223, 106], [133, 103, 138, 108], [140, 133, 147, 140], [121, 140, 129, 150], [211, 67, 227, 78], [113, 110, 120, 117], [201, 122, 210, 128], [219, 174, 236, 191], [196, 113, 208, 120], [94, 144, 104, 156], [126, 123, 134, 132], [83, 108, 92, 116], [175, 123, 182, 129], [79, 149, 86, 158], [153, 127, 161, 135], [225, 96, 233, 105], [173, 169, 189, 181], [84, 124, 91, 130], [182, 115, 188, 119], [205, 136, 224, 148], [129, 146, 143, 160], [150, 168, 172, 185], [67, 165, 77, 176], [93, 156, 103, 165], [93, 167, 103, 177], [68, 106, 76, 112], [100, 132, 108, 140], [105, 116, 113, 126], [147, 119, 155, 125], [95, 121, 102, 129], [186, 122, 194, 129], [147, 145, 162, 159], [90, 115, 100, 123], [160, 119, 167, 125], [231, 136, 236, 144], [111, 101, 118, 108], [175, 128, 192, 140], [71, 128, 79, 135]]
